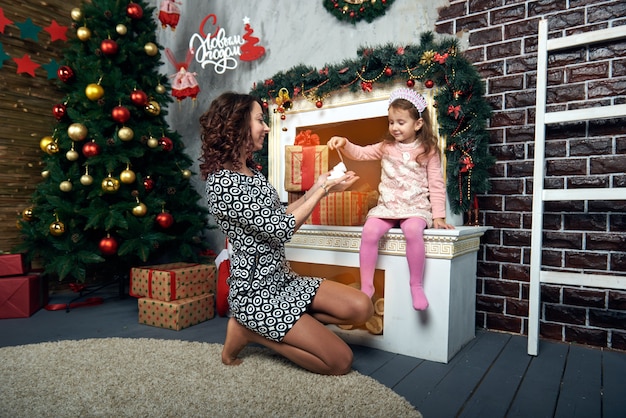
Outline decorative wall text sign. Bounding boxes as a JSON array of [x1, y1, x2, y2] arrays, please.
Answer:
[[189, 15, 265, 75]]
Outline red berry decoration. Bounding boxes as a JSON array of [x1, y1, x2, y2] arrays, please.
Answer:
[[126, 2, 143, 19], [57, 66, 74, 83], [406, 79, 415, 88], [100, 39, 118, 55], [384, 67, 393, 77], [424, 79, 434, 88], [315, 100, 323, 109], [143, 177, 155, 192], [82, 141, 101, 158], [156, 212, 174, 229], [159, 136, 173, 151], [52, 103, 67, 120], [130, 90, 148, 106], [111, 105, 131, 123], [99, 236, 118, 255]]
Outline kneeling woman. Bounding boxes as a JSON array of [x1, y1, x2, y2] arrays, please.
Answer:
[[199, 92, 374, 375]]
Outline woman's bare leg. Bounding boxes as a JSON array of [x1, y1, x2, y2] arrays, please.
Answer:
[[221, 281, 373, 375]]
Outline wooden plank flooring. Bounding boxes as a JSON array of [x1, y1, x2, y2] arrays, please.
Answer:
[[1, 289, 625, 418]]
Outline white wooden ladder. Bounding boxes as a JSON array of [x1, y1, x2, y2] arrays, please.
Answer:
[[528, 19, 626, 356]]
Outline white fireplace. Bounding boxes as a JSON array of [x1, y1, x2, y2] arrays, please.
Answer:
[[268, 84, 488, 363]]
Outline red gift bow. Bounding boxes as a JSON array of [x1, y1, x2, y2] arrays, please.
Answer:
[[294, 130, 320, 146], [448, 105, 461, 119]]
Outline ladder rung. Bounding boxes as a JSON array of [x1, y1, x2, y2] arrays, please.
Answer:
[[544, 104, 626, 124], [543, 188, 626, 201], [547, 25, 626, 52], [540, 270, 626, 290]]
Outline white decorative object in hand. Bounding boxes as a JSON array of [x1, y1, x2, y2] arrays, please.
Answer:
[[327, 162, 347, 180]]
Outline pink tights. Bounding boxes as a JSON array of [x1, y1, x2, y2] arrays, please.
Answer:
[[359, 217, 429, 310]]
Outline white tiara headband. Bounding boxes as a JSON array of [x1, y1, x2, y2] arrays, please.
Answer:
[[389, 88, 428, 115]]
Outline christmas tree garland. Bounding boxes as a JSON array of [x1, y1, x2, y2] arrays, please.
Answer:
[[249, 32, 494, 215], [322, 0, 395, 24]]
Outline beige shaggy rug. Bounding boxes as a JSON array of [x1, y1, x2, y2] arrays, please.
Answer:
[[0, 338, 421, 418]]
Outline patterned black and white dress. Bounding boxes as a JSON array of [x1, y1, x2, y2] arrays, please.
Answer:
[[206, 169, 322, 342]]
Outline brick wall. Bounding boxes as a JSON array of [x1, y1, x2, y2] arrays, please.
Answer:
[[436, 0, 626, 351]]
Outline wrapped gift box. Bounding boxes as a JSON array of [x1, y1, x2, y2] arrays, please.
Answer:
[[0, 274, 44, 319], [284, 145, 329, 192], [130, 262, 215, 301], [289, 191, 377, 226], [0, 253, 30, 277], [138, 293, 215, 331]]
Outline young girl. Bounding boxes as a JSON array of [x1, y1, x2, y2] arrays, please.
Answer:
[[328, 88, 454, 310]]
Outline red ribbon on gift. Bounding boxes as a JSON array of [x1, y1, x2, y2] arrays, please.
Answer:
[[294, 130, 321, 190], [294, 130, 320, 146]]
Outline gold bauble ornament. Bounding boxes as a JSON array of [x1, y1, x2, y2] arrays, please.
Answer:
[[147, 136, 159, 148], [60, 180, 73, 192], [66, 149, 79, 161], [80, 174, 93, 186], [118, 126, 134, 141], [144, 42, 158, 56], [70, 8, 82, 21], [41, 170, 50, 178], [116, 24, 127, 35], [120, 168, 136, 184], [77, 26, 91, 41], [49, 221, 66, 236], [46, 142, 59, 155], [85, 83, 104, 101], [39, 136, 54, 152], [156, 84, 166, 94], [68, 123, 88, 141], [145, 100, 161, 116], [101, 176, 120, 193], [181, 169, 192, 179], [22, 207, 34, 221], [132, 202, 148, 217]]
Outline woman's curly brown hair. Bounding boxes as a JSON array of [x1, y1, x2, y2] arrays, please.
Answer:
[[198, 92, 262, 179]]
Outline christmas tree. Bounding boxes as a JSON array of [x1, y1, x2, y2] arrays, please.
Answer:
[[15, 0, 211, 284]]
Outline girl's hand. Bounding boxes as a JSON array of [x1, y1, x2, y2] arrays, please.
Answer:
[[433, 218, 455, 230], [327, 136, 347, 150]]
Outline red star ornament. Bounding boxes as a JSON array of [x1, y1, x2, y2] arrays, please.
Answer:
[[0, 8, 12, 34], [14, 54, 40, 77], [44, 19, 68, 42]]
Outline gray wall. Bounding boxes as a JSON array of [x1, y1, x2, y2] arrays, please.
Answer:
[[151, 0, 451, 250]]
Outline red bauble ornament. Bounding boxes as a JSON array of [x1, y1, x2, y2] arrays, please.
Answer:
[[384, 67, 393, 77], [100, 39, 118, 55], [159, 136, 173, 151], [82, 141, 101, 157], [143, 177, 155, 192], [156, 212, 174, 229], [130, 90, 148, 106], [52, 103, 67, 120], [57, 66, 74, 83], [315, 100, 323, 109], [112, 105, 131, 123], [406, 79, 415, 88], [99, 236, 118, 255], [425, 79, 434, 88], [127, 2, 144, 19]]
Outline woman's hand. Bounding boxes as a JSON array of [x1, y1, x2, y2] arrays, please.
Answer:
[[433, 218, 455, 230], [323, 171, 359, 193], [327, 136, 347, 150]]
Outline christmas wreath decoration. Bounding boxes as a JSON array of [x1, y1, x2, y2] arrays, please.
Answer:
[[323, 0, 395, 24], [250, 32, 495, 215]]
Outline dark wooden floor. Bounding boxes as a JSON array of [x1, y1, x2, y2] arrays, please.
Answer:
[[1, 287, 625, 418]]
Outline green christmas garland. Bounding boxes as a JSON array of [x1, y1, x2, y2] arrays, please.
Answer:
[[250, 32, 494, 215], [323, 0, 395, 24]]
